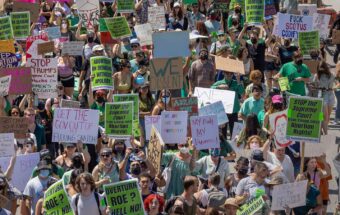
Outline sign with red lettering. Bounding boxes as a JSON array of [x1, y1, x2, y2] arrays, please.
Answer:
[[190, 115, 219, 150], [144, 116, 161, 141], [276, 12, 313, 39]]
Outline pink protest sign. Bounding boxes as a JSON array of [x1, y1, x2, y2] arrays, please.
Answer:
[[15, 0, 36, 4], [0, 67, 32, 94]]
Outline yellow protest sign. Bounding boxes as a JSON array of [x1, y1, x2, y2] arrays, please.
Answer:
[[278, 77, 290, 91], [0, 40, 15, 53]]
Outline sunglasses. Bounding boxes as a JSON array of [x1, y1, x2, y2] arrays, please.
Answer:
[[254, 77, 262, 81], [101, 153, 111, 158], [66, 145, 76, 149], [11, 111, 19, 115], [131, 44, 139, 48]]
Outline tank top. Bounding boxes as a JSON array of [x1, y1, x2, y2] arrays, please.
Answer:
[[244, 59, 251, 75], [58, 58, 73, 78], [178, 196, 197, 215], [116, 73, 132, 91], [98, 163, 120, 192]]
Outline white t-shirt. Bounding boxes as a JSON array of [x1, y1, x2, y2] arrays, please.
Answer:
[[71, 192, 106, 215], [266, 152, 295, 182]]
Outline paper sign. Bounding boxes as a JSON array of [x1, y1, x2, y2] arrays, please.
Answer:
[[105, 17, 132, 39], [13, 2, 39, 22], [61, 41, 85, 56], [0, 75, 11, 96], [37, 41, 55, 55], [269, 110, 293, 148], [232, 122, 244, 140], [190, 115, 219, 150], [43, 180, 73, 215], [134, 23, 153, 46], [313, 13, 330, 39], [147, 126, 163, 173], [278, 77, 290, 91], [117, 0, 134, 13], [161, 111, 188, 144], [303, 59, 319, 74], [198, 101, 229, 125], [0, 117, 29, 138], [10, 11, 30, 39], [287, 97, 323, 143], [0, 133, 15, 157], [77, 0, 100, 29], [26, 32, 49, 58], [145, 116, 161, 141], [149, 57, 183, 91], [245, 0, 264, 25], [0, 153, 40, 192], [214, 0, 228, 12], [271, 180, 308, 210], [104, 179, 144, 215], [90, 56, 113, 90], [0, 40, 15, 53], [60, 99, 80, 108], [298, 4, 317, 16], [237, 197, 265, 215], [0, 16, 13, 40], [172, 97, 198, 116], [277, 13, 313, 39], [105, 102, 134, 137], [153, 31, 190, 58], [0, 52, 19, 68], [0, 67, 32, 94], [148, 6, 166, 30], [304, 135, 335, 157], [194, 87, 235, 114], [214, 55, 245, 74], [298, 31, 320, 55], [45, 27, 61, 40]]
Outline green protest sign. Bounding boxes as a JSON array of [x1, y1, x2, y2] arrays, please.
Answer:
[[237, 197, 265, 215], [0, 16, 14, 40], [298, 31, 320, 55], [90, 56, 113, 90], [104, 179, 144, 215], [99, 18, 108, 32], [117, 0, 135, 13], [245, 0, 264, 25], [230, 0, 245, 12], [43, 180, 74, 215], [287, 97, 323, 143], [104, 17, 132, 39], [10, 11, 30, 39], [214, 0, 229, 12], [278, 77, 290, 91], [183, 0, 198, 4], [105, 102, 133, 136]]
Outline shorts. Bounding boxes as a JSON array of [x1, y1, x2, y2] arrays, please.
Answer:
[[58, 76, 74, 88], [323, 91, 335, 106], [264, 61, 277, 72]]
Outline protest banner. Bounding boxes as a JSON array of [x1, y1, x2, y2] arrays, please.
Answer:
[[303, 59, 319, 74], [90, 56, 113, 90], [271, 180, 308, 210], [52, 108, 100, 144], [298, 4, 317, 16], [105, 102, 133, 137], [298, 31, 320, 55], [0, 117, 29, 138], [277, 12, 313, 39], [190, 115, 219, 150], [161, 111, 188, 144], [10, 11, 30, 39], [27, 58, 58, 99], [149, 57, 183, 91], [269, 110, 293, 148], [13, 2, 40, 22], [245, 0, 264, 25], [145, 116, 161, 141], [287, 97, 323, 143], [105, 17, 131, 39], [16, 0, 35, 3], [147, 126, 163, 173], [0, 75, 11, 96], [117, 0, 134, 13], [60, 99, 80, 108], [214, 55, 245, 74], [0, 16, 13, 40], [265, 0, 276, 17], [278, 77, 290, 91], [0, 152, 40, 192], [232, 122, 244, 140], [61, 41, 85, 56], [194, 87, 235, 114], [303, 135, 335, 157], [153, 31, 190, 58], [76, 0, 100, 29], [0, 40, 15, 53], [198, 101, 229, 125], [313, 13, 331, 39], [37, 41, 55, 55], [0, 133, 15, 157], [237, 197, 265, 215], [0, 52, 19, 68], [0, 67, 32, 94], [45, 27, 61, 40], [148, 6, 166, 30], [104, 179, 144, 215], [172, 97, 198, 116], [134, 23, 153, 46], [43, 180, 73, 215]]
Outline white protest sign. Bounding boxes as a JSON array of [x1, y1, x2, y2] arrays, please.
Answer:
[[161, 111, 188, 144], [277, 12, 313, 39], [194, 87, 235, 114], [298, 4, 317, 16], [148, 6, 166, 30], [153, 31, 190, 58], [77, 0, 100, 29], [313, 13, 331, 39], [303, 135, 335, 157], [269, 110, 294, 148], [61, 41, 85, 56], [190, 115, 219, 150], [145, 115, 161, 141], [271, 180, 308, 210], [0, 152, 40, 192], [27, 58, 58, 99], [45, 27, 61, 39], [0, 75, 11, 96], [0, 133, 14, 157], [60, 99, 80, 108], [198, 101, 228, 125], [232, 122, 244, 140], [52, 108, 100, 144], [134, 23, 153, 46]]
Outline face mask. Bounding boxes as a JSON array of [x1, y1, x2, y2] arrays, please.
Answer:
[[39, 169, 50, 178], [131, 166, 141, 175], [235, 9, 241, 13], [284, 40, 290, 47], [238, 168, 248, 175], [87, 37, 94, 43], [61, 23, 67, 29], [96, 96, 105, 103], [73, 160, 83, 169], [162, 97, 170, 104], [250, 142, 260, 149], [218, 37, 225, 42], [251, 38, 257, 44], [200, 53, 208, 60], [179, 147, 189, 154], [295, 59, 303, 65]]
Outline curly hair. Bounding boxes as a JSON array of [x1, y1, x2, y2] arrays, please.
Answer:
[[246, 135, 264, 149], [75, 173, 96, 193], [143, 194, 165, 213]]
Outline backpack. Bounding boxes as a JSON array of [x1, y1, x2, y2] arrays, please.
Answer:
[[207, 187, 227, 211], [164, 195, 181, 213], [74, 192, 103, 215]]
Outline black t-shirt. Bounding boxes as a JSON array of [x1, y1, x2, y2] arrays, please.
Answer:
[[279, 45, 298, 65], [246, 40, 266, 71]]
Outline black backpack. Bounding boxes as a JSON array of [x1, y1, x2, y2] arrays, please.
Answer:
[[74, 192, 103, 215]]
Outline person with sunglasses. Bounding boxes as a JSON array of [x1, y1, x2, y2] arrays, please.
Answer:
[[55, 142, 90, 172], [152, 89, 172, 115], [245, 70, 267, 99], [8, 106, 21, 117], [112, 59, 134, 94], [187, 2, 206, 31]]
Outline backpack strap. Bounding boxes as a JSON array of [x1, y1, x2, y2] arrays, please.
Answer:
[[74, 193, 80, 215], [215, 157, 221, 173], [94, 192, 102, 215]]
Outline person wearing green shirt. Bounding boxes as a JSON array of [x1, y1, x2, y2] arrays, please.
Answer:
[[211, 70, 244, 138], [274, 51, 311, 96], [239, 85, 264, 121]]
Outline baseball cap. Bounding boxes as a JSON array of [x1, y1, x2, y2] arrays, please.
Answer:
[[130, 38, 140, 45], [224, 198, 239, 208], [174, 2, 181, 7], [92, 45, 104, 52], [209, 148, 221, 157], [217, 30, 225, 36], [251, 149, 264, 162], [272, 95, 283, 104], [95, 89, 106, 96]]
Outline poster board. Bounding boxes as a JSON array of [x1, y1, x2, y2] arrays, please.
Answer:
[[0, 40, 15, 53], [10, 11, 30, 39], [0, 52, 19, 68], [0, 133, 15, 157], [269, 110, 293, 148], [105, 17, 132, 39], [245, 0, 264, 25], [303, 59, 319, 74], [13, 2, 39, 22], [144, 116, 161, 141], [76, 0, 100, 29], [214, 55, 245, 74], [160, 111, 188, 144], [190, 115, 219, 150], [0, 67, 32, 94], [134, 23, 153, 46], [304, 135, 335, 157], [237, 197, 265, 215], [147, 126, 163, 173], [312, 13, 330, 39], [148, 6, 166, 30], [276, 12, 313, 39], [171, 97, 198, 116], [105, 102, 134, 137], [198, 101, 228, 125], [43, 180, 73, 215], [0, 75, 11, 96], [45, 27, 61, 40], [298, 31, 320, 55], [278, 77, 290, 91], [298, 4, 317, 16], [60, 99, 80, 108], [61, 41, 85, 56], [0, 117, 29, 138], [0, 16, 13, 40], [152, 31, 190, 58], [117, 0, 134, 13], [37, 41, 55, 55], [90, 56, 113, 90]]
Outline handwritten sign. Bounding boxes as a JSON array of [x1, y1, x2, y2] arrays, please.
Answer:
[[147, 126, 163, 173], [0, 133, 15, 157], [0, 117, 29, 138], [45, 27, 61, 40], [90, 56, 113, 90], [0, 52, 19, 68], [269, 110, 293, 148], [52, 108, 99, 144], [43, 180, 73, 215], [0, 40, 15, 53], [26, 32, 49, 58], [278, 77, 290, 91], [245, 0, 264, 25], [237, 197, 265, 215], [149, 57, 183, 91], [172, 97, 198, 116], [37, 41, 55, 55], [61, 41, 85, 56], [313, 13, 331, 39], [105, 102, 133, 137], [298, 31, 320, 55], [105, 17, 131, 39], [0, 75, 11, 96], [145, 116, 161, 141], [0, 16, 13, 40], [13, 2, 40, 22], [60, 99, 80, 108], [214, 55, 245, 74], [161, 111, 188, 144], [134, 23, 153, 46], [190, 115, 219, 150], [298, 4, 317, 16], [148, 6, 166, 30], [276, 12, 313, 39], [303, 59, 319, 74], [153, 31, 190, 58], [10, 11, 30, 39], [117, 0, 134, 13], [198, 101, 228, 125], [0, 67, 32, 94], [76, 0, 99, 29]]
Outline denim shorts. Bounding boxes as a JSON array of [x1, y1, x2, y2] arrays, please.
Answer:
[[323, 91, 335, 106]]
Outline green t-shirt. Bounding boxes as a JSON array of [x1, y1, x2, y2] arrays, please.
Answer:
[[91, 102, 105, 127], [257, 110, 265, 127]]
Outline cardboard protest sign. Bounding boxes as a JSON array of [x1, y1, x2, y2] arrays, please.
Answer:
[[105, 102, 134, 137], [10, 11, 30, 39], [265, 0, 276, 17], [298, 31, 320, 55], [271, 180, 308, 210], [43, 180, 73, 215], [0, 67, 32, 94], [45, 27, 61, 40], [190, 115, 219, 150], [104, 179, 144, 215], [332, 29, 340, 44], [0, 75, 11, 96], [147, 126, 163, 173], [198, 101, 228, 125], [13, 2, 40, 22], [0, 153, 39, 192], [0, 117, 29, 138], [277, 13, 313, 39], [134, 23, 153, 46], [313, 13, 331, 39], [245, 0, 264, 25], [153, 31, 190, 58], [149, 57, 183, 91], [0, 52, 19, 68], [0, 40, 15, 53], [148, 6, 166, 30], [61, 41, 85, 56], [287, 97, 323, 143], [27, 58, 58, 99], [37, 41, 55, 55], [269, 110, 293, 148], [160, 111, 188, 144], [304, 135, 335, 157], [145, 116, 161, 141], [298, 4, 317, 16], [278, 77, 290, 91], [105, 17, 131, 39], [214, 55, 245, 74], [26, 32, 49, 58], [172, 97, 198, 116], [0, 16, 13, 40], [60, 99, 80, 108], [237, 197, 265, 215], [90, 56, 113, 90], [117, 0, 134, 13], [52, 108, 99, 144], [194, 87, 235, 114], [0, 133, 15, 157], [303, 59, 319, 74], [77, 0, 100, 29]]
